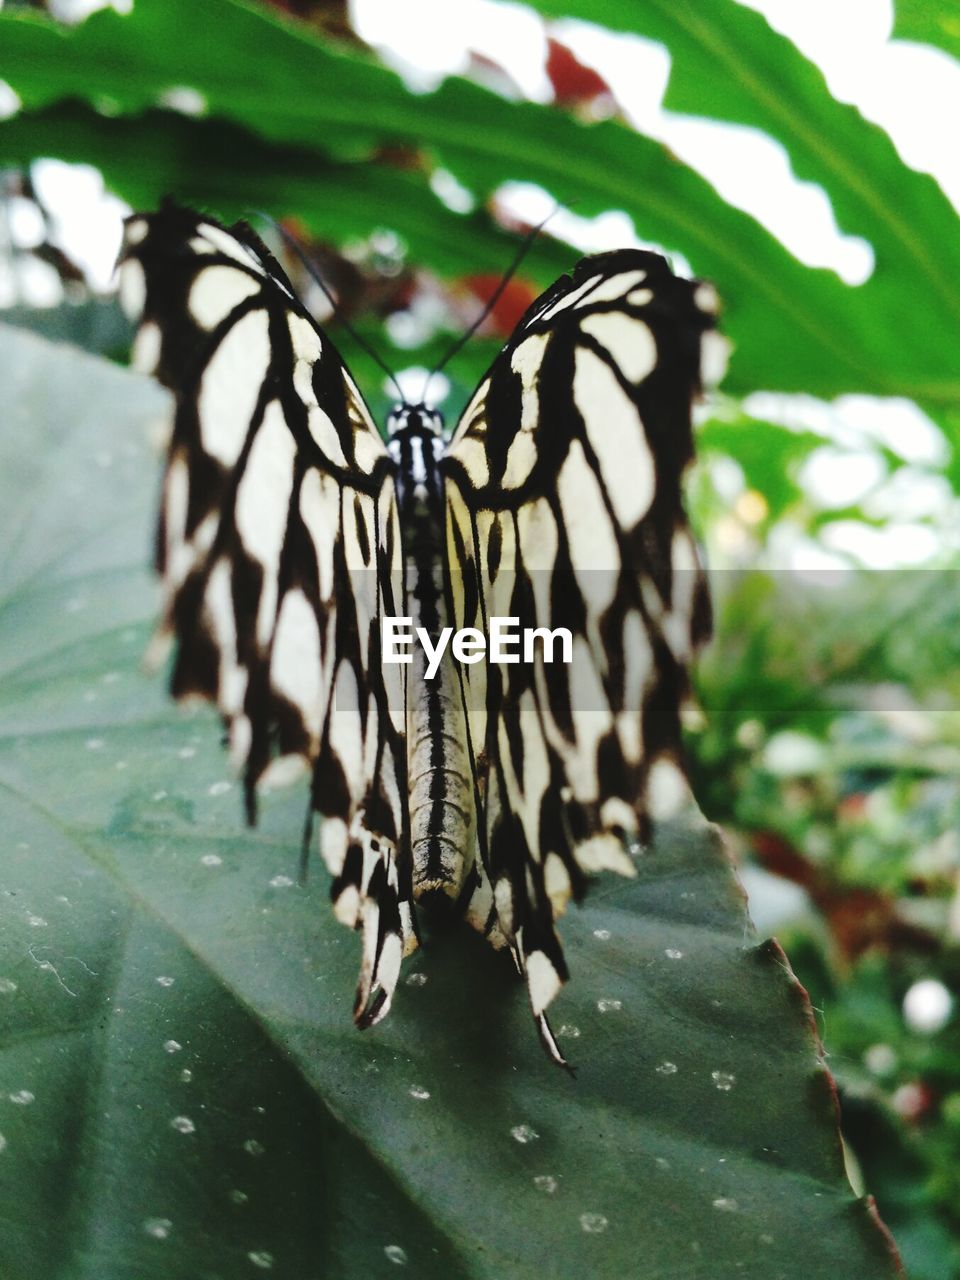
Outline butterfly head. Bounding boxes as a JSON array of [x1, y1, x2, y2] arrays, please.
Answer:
[[386, 404, 445, 516], [386, 403, 444, 440]]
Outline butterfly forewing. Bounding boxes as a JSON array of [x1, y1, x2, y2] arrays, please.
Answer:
[[119, 208, 413, 1025]]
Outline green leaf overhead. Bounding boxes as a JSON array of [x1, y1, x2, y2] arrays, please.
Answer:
[[893, 0, 960, 59], [0, 0, 958, 406], [0, 323, 903, 1278], [0, 103, 576, 284], [533, 0, 960, 368]]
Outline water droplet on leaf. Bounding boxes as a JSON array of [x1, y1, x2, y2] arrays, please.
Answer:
[[143, 1217, 172, 1240], [712, 1197, 738, 1213], [579, 1212, 608, 1234], [511, 1124, 539, 1144]]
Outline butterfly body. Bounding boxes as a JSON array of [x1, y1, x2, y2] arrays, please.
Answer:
[[119, 207, 721, 1065], [386, 405, 476, 905]]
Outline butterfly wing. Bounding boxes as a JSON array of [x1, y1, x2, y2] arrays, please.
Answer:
[[441, 250, 721, 1060], [119, 207, 413, 1025]]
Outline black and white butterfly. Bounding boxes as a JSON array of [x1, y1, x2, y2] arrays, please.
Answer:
[[118, 205, 722, 1066]]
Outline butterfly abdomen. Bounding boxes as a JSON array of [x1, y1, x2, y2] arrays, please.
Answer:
[[389, 418, 476, 903], [407, 626, 475, 901]]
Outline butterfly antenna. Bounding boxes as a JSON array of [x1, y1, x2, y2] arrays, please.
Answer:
[[248, 209, 405, 405], [422, 209, 557, 407]]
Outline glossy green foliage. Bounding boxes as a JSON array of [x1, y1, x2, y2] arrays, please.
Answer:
[[0, 0, 959, 408]]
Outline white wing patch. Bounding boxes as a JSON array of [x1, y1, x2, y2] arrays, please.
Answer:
[[299, 469, 339, 601], [353, 428, 385, 475], [289, 312, 322, 359], [557, 440, 621, 582], [131, 320, 161, 373], [647, 757, 691, 821], [196, 221, 262, 266], [575, 345, 655, 527], [162, 453, 190, 579], [511, 333, 549, 411], [235, 401, 296, 644], [451, 435, 489, 487], [198, 309, 270, 466], [124, 217, 148, 246], [579, 268, 648, 305], [118, 257, 146, 317], [189, 265, 261, 329], [204, 556, 242, 707], [271, 588, 324, 745], [502, 430, 538, 490], [578, 311, 656, 383], [525, 948, 563, 1017], [702, 329, 732, 385], [538, 272, 601, 321]]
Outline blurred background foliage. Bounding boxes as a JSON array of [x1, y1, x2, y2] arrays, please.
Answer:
[[0, 0, 958, 1275]]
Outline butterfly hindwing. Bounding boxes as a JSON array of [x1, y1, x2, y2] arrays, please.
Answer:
[[119, 208, 414, 1025], [442, 251, 719, 1055]]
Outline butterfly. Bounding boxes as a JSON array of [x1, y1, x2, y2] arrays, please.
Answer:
[[118, 204, 721, 1067]]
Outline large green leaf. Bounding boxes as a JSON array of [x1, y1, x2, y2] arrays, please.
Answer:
[[1, 0, 958, 406], [532, 0, 960, 359], [0, 104, 577, 286], [893, 0, 960, 59], [0, 326, 904, 1277]]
